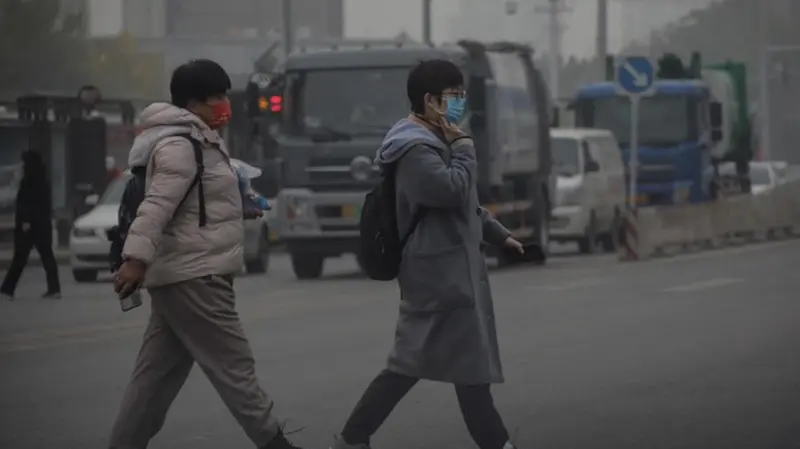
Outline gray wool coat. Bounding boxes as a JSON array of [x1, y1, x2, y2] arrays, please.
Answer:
[[374, 118, 511, 385]]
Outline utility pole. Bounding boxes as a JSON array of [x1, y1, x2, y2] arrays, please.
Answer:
[[282, 0, 293, 57], [596, 0, 609, 80], [535, 0, 571, 99], [596, 0, 608, 60], [422, 0, 433, 45]]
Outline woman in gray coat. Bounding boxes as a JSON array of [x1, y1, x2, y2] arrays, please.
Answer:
[[332, 60, 523, 449]]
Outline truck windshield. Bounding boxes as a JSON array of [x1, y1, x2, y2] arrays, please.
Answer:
[[578, 94, 698, 147], [284, 67, 411, 138], [551, 137, 581, 177]]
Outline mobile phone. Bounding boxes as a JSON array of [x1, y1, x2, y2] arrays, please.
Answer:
[[120, 290, 143, 312]]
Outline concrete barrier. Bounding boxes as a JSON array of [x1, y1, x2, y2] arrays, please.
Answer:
[[623, 176, 800, 260]]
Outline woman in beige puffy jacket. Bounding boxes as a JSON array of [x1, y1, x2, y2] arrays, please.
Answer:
[[109, 59, 304, 449]]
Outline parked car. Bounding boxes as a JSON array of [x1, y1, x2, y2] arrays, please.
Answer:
[[69, 170, 273, 283], [549, 128, 626, 254]]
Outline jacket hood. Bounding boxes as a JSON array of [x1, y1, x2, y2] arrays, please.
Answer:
[[374, 118, 447, 166], [128, 103, 222, 167]]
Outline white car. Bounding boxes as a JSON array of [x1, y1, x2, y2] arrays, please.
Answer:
[[69, 172, 274, 283], [717, 161, 784, 196]]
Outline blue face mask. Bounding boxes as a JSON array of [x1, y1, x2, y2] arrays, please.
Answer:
[[444, 96, 466, 123]]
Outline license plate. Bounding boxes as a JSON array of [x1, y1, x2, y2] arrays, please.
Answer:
[[636, 194, 649, 205], [341, 204, 359, 218]]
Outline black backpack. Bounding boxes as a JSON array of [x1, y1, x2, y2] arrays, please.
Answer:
[[358, 161, 426, 281], [107, 134, 206, 272]]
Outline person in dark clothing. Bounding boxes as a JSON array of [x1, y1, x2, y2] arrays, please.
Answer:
[[330, 60, 523, 449], [0, 150, 61, 300]]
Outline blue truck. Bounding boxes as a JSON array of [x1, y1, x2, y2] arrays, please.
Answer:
[[571, 53, 751, 206]]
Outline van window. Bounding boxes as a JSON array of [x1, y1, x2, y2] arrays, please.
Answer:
[[583, 141, 598, 170], [551, 137, 580, 176], [487, 53, 539, 166], [587, 135, 621, 171]]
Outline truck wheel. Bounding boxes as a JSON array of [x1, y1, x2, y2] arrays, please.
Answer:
[[291, 254, 324, 280], [497, 246, 524, 268], [72, 270, 98, 283], [578, 212, 598, 254], [245, 227, 270, 274], [530, 199, 550, 265]]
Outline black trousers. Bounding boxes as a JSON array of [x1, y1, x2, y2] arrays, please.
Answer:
[[341, 369, 510, 449], [1, 224, 61, 296]]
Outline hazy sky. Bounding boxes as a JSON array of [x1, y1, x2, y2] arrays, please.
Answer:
[[343, 0, 716, 59]]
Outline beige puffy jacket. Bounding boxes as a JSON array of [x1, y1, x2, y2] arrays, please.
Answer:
[[122, 103, 244, 288]]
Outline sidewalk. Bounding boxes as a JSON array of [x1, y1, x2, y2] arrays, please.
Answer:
[[0, 248, 71, 270]]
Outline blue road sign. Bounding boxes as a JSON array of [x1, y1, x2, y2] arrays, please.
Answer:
[[616, 56, 654, 95]]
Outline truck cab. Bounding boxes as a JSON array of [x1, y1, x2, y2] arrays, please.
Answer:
[[272, 40, 553, 279], [572, 53, 746, 207], [573, 80, 717, 205]]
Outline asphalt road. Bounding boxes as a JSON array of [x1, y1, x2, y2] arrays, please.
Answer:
[[1, 241, 799, 449]]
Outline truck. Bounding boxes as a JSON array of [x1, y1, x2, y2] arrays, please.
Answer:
[[571, 52, 752, 206], [269, 39, 555, 279]]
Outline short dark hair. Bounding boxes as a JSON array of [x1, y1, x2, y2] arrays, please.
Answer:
[[170, 59, 232, 108], [407, 59, 464, 114]]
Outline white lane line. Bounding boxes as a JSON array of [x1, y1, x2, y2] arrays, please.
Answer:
[[662, 277, 743, 293]]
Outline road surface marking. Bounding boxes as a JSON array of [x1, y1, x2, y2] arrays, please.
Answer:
[[663, 277, 743, 293]]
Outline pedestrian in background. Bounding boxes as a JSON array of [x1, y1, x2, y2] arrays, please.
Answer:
[[0, 150, 61, 300], [331, 60, 522, 449], [108, 59, 303, 449]]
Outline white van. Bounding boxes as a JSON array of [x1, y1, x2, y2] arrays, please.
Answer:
[[550, 128, 626, 253]]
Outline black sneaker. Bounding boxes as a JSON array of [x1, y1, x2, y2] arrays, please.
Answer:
[[42, 292, 61, 300], [262, 430, 304, 449]]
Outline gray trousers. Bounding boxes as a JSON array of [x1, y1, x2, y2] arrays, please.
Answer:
[[108, 275, 279, 449]]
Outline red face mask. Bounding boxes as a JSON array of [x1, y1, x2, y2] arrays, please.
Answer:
[[206, 99, 232, 129]]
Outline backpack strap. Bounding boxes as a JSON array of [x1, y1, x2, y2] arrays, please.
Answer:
[[175, 134, 206, 228], [393, 142, 446, 249], [400, 208, 426, 248]]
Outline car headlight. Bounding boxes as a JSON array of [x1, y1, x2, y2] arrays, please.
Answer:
[[72, 227, 96, 238]]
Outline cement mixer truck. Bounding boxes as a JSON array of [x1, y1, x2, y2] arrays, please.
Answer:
[[572, 52, 753, 206]]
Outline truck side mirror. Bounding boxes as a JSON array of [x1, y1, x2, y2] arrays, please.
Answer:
[[584, 160, 600, 173], [551, 107, 559, 127]]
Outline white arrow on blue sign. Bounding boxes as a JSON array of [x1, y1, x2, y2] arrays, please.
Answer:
[[616, 56, 654, 95]]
